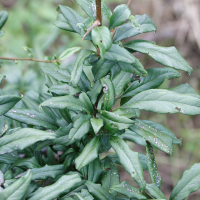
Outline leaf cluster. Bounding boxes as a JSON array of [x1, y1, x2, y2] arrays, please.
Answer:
[[0, 2, 200, 200]]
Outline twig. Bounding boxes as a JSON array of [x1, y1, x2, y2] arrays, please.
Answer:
[[127, 0, 132, 7], [81, 0, 102, 42], [0, 57, 58, 63], [81, 20, 101, 43]]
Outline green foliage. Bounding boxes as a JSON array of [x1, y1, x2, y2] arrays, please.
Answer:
[[0, 1, 199, 199]]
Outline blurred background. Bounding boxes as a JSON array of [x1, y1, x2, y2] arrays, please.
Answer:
[[0, 0, 200, 199]]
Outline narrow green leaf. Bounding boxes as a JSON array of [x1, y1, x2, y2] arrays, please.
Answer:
[[102, 1, 112, 20], [169, 83, 200, 97], [110, 181, 147, 199], [117, 61, 147, 76], [130, 119, 173, 154], [121, 129, 146, 147], [54, 14, 75, 32], [87, 80, 103, 104], [146, 183, 166, 199], [59, 47, 81, 60], [17, 165, 65, 181], [146, 143, 161, 188], [0, 11, 8, 30], [125, 40, 193, 74], [143, 120, 181, 145], [100, 77, 115, 111], [122, 89, 200, 115], [92, 59, 116, 81], [88, 158, 103, 183], [11, 157, 41, 169], [0, 153, 18, 165], [78, 70, 91, 92], [4, 170, 12, 180], [110, 63, 121, 79], [92, 26, 112, 59], [40, 95, 90, 113], [99, 134, 111, 153], [110, 136, 146, 189], [74, 0, 96, 20], [114, 14, 157, 42], [112, 70, 132, 96], [105, 44, 136, 64], [101, 158, 120, 197], [55, 124, 73, 145], [79, 92, 93, 115], [85, 180, 115, 200], [0, 128, 56, 155], [99, 110, 134, 130], [170, 163, 200, 200], [109, 4, 131, 30], [90, 118, 103, 134], [75, 136, 101, 170], [71, 50, 92, 86], [29, 174, 81, 200], [113, 108, 140, 119], [0, 95, 21, 116], [58, 5, 85, 35], [73, 189, 94, 200], [0, 170, 32, 200], [49, 83, 81, 96], [122, 68, 180, 97], [129, 15, 141, 30], [68, 115, 91, 144], [41, 65, 71, 83], [5, 108, 58, 130]]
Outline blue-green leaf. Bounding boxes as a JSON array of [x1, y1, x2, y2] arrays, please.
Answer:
[[68, 115, 91, 144], [85, 181, 115, 200], [58, 5, 85, 35], [59, 47, 81, 60], [122, 68, 180, 97], [40, 95, 90, 113], [130, 119, 173, 154], [170, 163, 200, 200], [122, 89, 200, 115], [54, 14, 75, 32], [90, 118, 103, 134], [5, 108, 58, 130], [100, 77, 115, 111], [146, 183, 166, 199], [110, 136, 146, 189], [0, 128, 56, 155], [29, 174, 82, 200], [125, 40, 193, 74], [0, 11, 8, 30], [0, 96, 21, 116], [74, 0, 96, 20], [146, 143, 161, 188], [114, 14, 157, 41], [0, 170, 32, 200], [110, 181, 147, 199], [71, 50, 92, 86], [75, 136, 101, 170], [109, 4, 131, 30], [99, 110, 134, 130]]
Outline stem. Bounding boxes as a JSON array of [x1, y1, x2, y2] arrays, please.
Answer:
[[96, 0, 102, 25], [127, 0, 132, 7], [81, 0, 102, 42], [0, 57, 58, 63]]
